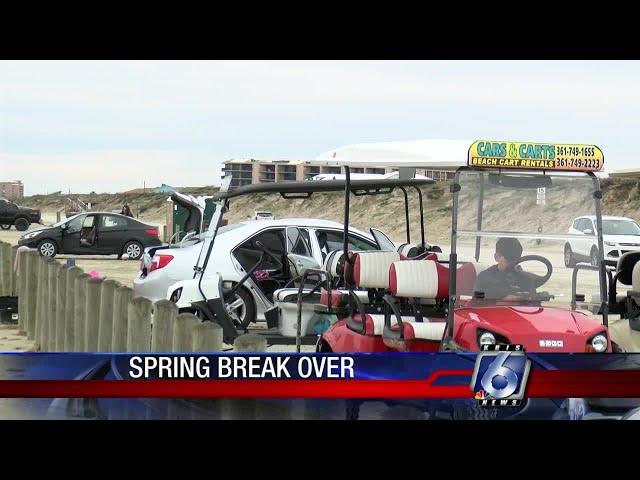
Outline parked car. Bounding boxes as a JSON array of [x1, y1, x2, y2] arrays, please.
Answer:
[[134, 218, 394, 326], [0, 197, 41, 231], [565, 215, 640, 267], [18, 212, 162, 259]]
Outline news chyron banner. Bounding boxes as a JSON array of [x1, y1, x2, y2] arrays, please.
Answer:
[[1, 352, 640, 402], [468, 140, 604, 172]]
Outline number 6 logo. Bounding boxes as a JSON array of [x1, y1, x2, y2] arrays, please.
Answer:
[[480, 352, 519, 399]]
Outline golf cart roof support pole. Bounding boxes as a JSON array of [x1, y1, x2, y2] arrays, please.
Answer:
[[474, 172, 485, 262], [589, 172, 609, 327], [343, 166, 352, 264], [445, 169, 462, 346], [399, 186, 411, 244], [412, 186, 426, 247]]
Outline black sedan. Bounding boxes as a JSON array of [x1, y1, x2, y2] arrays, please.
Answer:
[[18, 212, 162, 259]]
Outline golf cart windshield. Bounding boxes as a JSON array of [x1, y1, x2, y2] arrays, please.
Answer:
[[602, 219, 640, 236], [453, 169, 605, 311]]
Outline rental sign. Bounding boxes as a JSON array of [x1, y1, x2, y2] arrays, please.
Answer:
[[468, 141, 604, 172]]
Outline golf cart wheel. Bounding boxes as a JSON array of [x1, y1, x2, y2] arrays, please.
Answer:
[[451, 400, 497, 420], [14, 217, 29, 231], [590, 246, 600, 267], [123, 241, 143, 260], [37, 239, 58, 258], [564, 244, 575, 268], [224, 286, 256, 329], [0, 224, 10, 230]]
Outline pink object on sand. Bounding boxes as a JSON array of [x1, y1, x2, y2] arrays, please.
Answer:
[[88, 269, 102, 279]]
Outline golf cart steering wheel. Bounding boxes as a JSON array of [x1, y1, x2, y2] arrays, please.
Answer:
[[508, 254, 553, 290], [255, 241, 283, 269]]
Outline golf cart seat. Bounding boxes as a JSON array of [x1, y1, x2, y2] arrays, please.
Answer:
[[624, 253, 640, 322], [345, 251, 403, 334], [606, 252, 640, 315], [389, 260, 449, 301], [318, 249, 373, 314], [383, 260, 448, 343], [422, 253, 490, 296], [272, 287, 327, 337], [351, 250, 401, 288]]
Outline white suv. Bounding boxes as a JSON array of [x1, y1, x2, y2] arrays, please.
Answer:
[[564, 215, 640, 267]]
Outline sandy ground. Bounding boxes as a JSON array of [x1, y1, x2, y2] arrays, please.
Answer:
[[0, 325, 32, 352]]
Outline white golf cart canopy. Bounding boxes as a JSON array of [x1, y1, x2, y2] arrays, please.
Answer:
[[315, 139, 470, 168]]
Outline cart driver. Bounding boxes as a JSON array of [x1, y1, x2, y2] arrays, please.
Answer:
[[473, 237, 533, 301]]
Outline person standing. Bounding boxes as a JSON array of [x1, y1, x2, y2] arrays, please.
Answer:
[[121, 203, 134, 218]]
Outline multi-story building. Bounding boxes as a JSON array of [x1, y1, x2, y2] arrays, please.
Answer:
[[0, 180, 24, 200], [222, 159, 455, 188]]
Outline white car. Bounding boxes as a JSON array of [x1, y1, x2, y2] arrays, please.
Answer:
[[564, 215, 640, 267], [134, 218, 394, 326]]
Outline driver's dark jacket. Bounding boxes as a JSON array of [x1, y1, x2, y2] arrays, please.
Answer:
[[473, 265, 533, 300]]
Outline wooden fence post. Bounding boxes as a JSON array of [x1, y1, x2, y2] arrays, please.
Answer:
[[54, 263, 67, 351], [97, 280, 119, 352], [25, 251, 39, 340], [127, 297, 152, 352], [63, 266, 83, 351], [192, 321, 223, 352], [84, 277, 103, 352], [171, 313, 199, 352], [150, 299, 178, 352], [46, 260, 59, 351], [73, 273, 90, 352], [112, 286, 133, 352]]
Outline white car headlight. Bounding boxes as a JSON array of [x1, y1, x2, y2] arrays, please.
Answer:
[[22, 231, 41, 240], [604, 241, 616, 247], [478, 331, 496, 346], [590, 334, 608, 353]]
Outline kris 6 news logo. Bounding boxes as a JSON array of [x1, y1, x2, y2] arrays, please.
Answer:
[[470, 344, 531, 407]]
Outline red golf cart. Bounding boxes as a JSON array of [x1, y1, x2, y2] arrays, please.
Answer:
[[312, 140, 614, 354]]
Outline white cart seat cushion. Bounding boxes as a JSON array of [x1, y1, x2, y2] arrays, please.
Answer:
[[274, 287, 316, 302], [390, 321, 446, 341], [388, 260, 449, 299], [352, 251, 401, 289], [634, 261, 640, 292], [407, 256, 490, 297], [323, 250, 345, 279]]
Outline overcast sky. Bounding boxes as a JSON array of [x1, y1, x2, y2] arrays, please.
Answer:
[[1, 60, 638, 195]]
